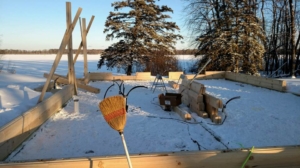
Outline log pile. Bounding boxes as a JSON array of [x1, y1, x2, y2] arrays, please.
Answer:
[[179, 78, 223, 124]]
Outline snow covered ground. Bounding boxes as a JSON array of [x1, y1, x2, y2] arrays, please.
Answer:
[[0, 55, 300, 162]]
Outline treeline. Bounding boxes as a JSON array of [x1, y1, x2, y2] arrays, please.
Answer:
[[0, 49, 103, 55], [0, 49, 196, 55]]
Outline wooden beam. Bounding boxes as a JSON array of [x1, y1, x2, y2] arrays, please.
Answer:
[[0, 146, 300, 167], [168, 71, 183, 80], [172, 106, 191, 120], [88, 72, 113, 81], [203, 93, 223, 109], [43, 73, 100, 94], [0, 85, 74, 160], [168, 81, 179, 89], [37, 7, 82, 103], [188, 89, 203, 103], [136, 72, 151, 80], [224, 72, 287, 92], [190, 82, 205, 94]]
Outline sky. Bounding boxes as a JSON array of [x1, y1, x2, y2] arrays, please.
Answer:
[[0, 0, 190, 50]]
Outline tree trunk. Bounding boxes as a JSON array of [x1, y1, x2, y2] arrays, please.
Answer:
[[289, 0, 296, 77], [126, 64, 132, 76]]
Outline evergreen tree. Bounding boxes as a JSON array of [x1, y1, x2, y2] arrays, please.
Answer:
[[185, 0, 266, 75], [98, 0, 183, 75]]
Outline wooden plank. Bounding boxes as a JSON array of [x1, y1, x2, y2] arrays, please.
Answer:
[[136, 72, 151, 80], [0, 146, 300, 168], [113, 75, 136, 80], [225, 72, 286, 92], [190, 82, 205, 94], [37, 7, 82, 103], [168, 81, 179, 89], [44, 73, 100, 94], [172, 106, 191, 120], [203, 93, 223, 109], [205, 71, 226, 76], [88, 72, 113, 81], [0, 86, 74, 160], [0, 118, 23, 144], [224, 72, 237, 81], [0, 128, 37, 161], [168, 71, 183, 80], [188, 89, 203, 103], [193, 72, 225, 80]]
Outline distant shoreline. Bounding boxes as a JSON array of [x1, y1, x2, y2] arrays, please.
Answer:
[[0, 49, 197, 55]]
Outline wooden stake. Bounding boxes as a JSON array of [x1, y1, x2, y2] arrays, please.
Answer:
[[73, 16, 95, 64], [81, 18, 88, 84]]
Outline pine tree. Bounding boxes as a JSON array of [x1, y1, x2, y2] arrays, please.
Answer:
[[185, 0, 266, 75], [98, 0, 183, 75]]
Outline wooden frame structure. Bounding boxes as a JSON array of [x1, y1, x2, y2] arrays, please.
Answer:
[[38, 2, 97, 103], [0, 1, 97, 161]]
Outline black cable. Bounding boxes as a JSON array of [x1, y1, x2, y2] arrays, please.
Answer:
[[103, 83, 115, 99], [126, 86, 147, 97]]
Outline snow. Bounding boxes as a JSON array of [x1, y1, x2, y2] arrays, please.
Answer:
[[0, 55, 299, 162]]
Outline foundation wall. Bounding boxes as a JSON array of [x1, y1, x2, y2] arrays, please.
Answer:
[[0, 85, 74, 161]]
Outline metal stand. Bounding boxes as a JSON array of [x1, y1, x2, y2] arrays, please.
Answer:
[[151, 74, 167, 93]]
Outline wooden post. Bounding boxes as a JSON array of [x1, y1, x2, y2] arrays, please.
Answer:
[[81, 18, 88, 84], [37, 6, 82, 103], [66, 2, 78, 95], [73, 16, 95, 63], [66, 2, 74, 84]]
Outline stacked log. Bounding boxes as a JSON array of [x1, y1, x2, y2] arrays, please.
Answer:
[[179, 78, 223, 124]]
